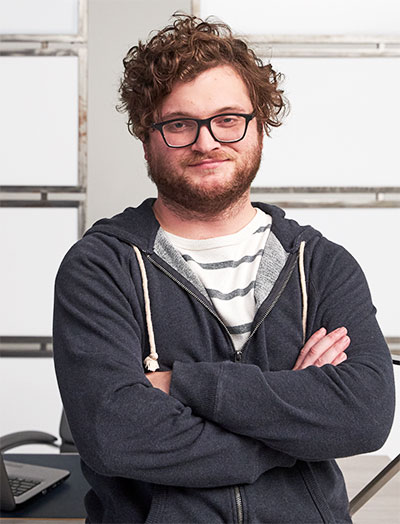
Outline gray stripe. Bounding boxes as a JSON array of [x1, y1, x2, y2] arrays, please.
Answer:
[[182, 250, 264, 270], [254, 231, 289, 307], [227, 323, 253, 335], [253, 224, 271, 234], [154, 229, 209, 299], [206, 281, 255, 301]]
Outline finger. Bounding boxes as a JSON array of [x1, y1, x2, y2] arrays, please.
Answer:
[[307, 335, 350, 369], [293, 327, 327, 370], [332, 352, 347, 366], [314, 335, 350, 367], [302, 327, 327, 352], [297, 327, 348, 369]]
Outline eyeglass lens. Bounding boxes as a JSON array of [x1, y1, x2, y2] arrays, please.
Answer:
[[162, 115, 248, 147]]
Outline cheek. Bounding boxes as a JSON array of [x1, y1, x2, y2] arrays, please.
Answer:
[[150, 147, 187, 170], [230, 126, 262, 155], [145, 132, 166, 159], [249, 125, 263, 147]]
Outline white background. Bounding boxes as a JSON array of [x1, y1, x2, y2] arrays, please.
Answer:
[[200, 0, 400, 35], [254, 57, 400, 187], [0, 208, 78, 336], [0, 0, 79, 34], [0, 56, 79, 186]]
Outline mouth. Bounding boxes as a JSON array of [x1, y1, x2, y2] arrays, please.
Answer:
[[188, 158, 229, 169]]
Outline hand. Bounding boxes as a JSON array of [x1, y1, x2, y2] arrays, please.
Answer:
[[293, 327, 350, 370], [146, 371, 172, 394]]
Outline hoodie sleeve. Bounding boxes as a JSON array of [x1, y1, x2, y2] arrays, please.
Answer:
[[53, 235, 295, 489], [170, 239, 395, 461]]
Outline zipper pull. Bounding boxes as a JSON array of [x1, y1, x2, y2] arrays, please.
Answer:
[[234, 350, 243, 362]]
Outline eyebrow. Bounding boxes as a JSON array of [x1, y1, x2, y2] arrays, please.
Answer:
[[160, 106, 251, 121]]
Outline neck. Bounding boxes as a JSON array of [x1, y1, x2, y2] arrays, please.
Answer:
[[153, 191, 256, 239]]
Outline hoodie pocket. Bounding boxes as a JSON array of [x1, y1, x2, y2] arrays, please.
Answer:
[[297, 461, 336, 523], [246, 464, 329, 523], [144, 485, 168, 524], [145, 484, 234, 523]]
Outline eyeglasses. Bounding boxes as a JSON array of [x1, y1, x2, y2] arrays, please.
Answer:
[[151, 112, 255, 148]]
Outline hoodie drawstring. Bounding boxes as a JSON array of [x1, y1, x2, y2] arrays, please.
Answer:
[[298, 241, 308, 345], [132, 246, 160, 371]]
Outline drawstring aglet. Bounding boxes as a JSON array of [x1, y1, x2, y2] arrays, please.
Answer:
[[144, 354, 160, 372]]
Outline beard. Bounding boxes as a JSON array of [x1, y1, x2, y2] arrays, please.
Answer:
[[146, 138, 263, 218]]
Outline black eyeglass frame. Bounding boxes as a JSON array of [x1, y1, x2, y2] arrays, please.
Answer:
[[151, 112, 256, 148]]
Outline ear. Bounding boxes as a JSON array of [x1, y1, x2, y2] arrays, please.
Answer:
[[142, 140, 149, 161]]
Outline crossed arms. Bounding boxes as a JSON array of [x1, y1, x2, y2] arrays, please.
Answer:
[[147, 326, 351, 394]]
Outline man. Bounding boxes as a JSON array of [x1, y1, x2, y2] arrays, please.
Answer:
[[53, 15, 395, 523]]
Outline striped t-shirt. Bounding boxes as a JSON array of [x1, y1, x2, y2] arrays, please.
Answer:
[[163, 208, 272, 352]]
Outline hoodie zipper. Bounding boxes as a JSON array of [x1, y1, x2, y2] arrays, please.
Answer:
[[148, 251, 299, 524], [232, 252, 298, 524], [234, 486, 244, 524], [148, 256, 246, 523]]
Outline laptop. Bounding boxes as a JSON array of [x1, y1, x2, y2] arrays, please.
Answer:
[[0, 453, 70, 512]]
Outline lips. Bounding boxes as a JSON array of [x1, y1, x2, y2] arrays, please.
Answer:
[[186, 154, 232, 168], [189, 159, 228, 168]]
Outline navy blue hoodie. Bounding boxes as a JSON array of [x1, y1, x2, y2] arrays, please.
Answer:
[[53, 199, 395, 523]]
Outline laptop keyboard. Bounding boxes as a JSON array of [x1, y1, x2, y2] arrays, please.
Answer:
[[8, 476, 41, 497]]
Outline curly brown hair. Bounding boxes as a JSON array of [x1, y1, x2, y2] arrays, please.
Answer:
[[118, 13, 287, 141]]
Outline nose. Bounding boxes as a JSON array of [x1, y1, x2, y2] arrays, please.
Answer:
[[191, 124, 221, 154]]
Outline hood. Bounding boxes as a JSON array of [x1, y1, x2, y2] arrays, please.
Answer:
[[84, 198, 321, 254], [84, 199, 160, 253]]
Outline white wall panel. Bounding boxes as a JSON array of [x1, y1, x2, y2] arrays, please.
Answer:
[[0, 358, 63, 453], [282, 208, 399, 336], [253, 57, 400, 187], [0, 56, 79, 186], [199, 0, 400, 35], [0, 0, 79, 35], [0, 208, 78, 336]]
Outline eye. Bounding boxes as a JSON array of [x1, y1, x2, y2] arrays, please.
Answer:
[[213, 115, 240, 127], [164, 119, 196, 133]]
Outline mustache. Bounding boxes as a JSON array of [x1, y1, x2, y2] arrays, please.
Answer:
[[182, 151, 235, 167]]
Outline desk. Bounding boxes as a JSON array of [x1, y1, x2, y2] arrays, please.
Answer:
[[2, 454, 398, 523], [0, 453, 88, 523]]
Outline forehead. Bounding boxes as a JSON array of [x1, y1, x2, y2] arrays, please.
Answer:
[[159, 65, 252, 119]]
